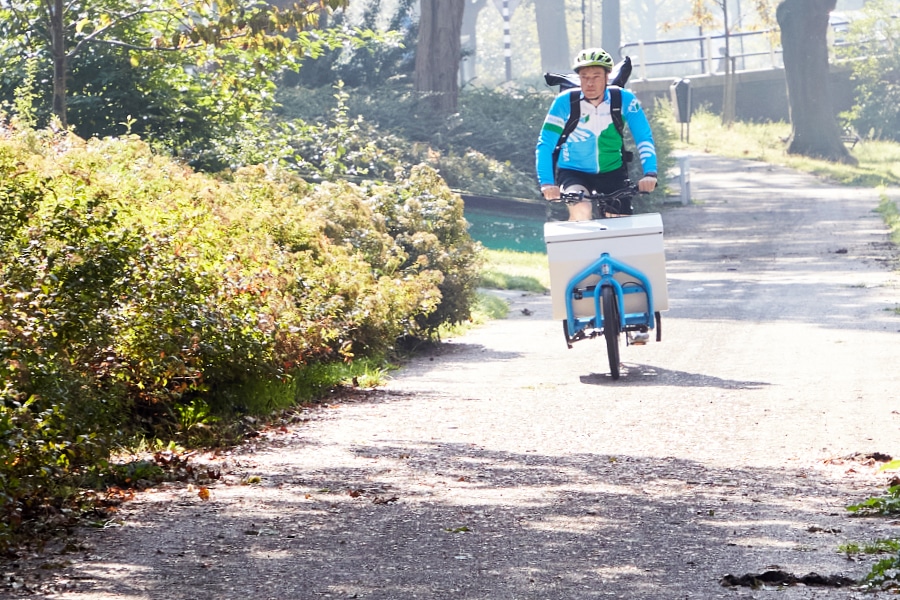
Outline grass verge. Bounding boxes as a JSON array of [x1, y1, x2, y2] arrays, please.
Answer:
[[478, 248, 550, 292], [876, 193, 900, 245], [677, 109, 900, 188], [437, 248, 549, 338], [677, 109, 900, 246]]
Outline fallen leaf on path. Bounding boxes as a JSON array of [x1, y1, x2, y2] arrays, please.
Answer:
[[372, 495, 398, 505]]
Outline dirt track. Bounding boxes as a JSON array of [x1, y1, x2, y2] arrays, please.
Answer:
[[6, 154, 900, 599]]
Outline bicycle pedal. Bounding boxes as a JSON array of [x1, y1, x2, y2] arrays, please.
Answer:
[[629, 332, 650, 345]]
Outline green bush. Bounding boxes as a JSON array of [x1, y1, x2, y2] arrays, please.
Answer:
[[276, 82, 675, 204], [838, 0, 900, 142], [368, 165, 483, 332], [276, 84, 543, 198], [633, 97, 677, 211], [1, 137, 127, 540], [278, 85, 552, 182], [0, 122, 480, 548]]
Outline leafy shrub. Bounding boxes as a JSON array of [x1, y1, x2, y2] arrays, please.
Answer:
[[305, 84, 548, 179], [450, 86, 549, 177], [277, 84, 543, 197], [367, 165, 483, 332], [0, 122, 480, 548], [276, 82, 675, 204], [284, 84, 413, 182], [1, 137, 128, 541], [837, 0, 900, 142], [632, 97, 677, 212]]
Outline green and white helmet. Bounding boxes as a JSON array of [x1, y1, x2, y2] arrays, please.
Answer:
[[573, 47, 614, 72]]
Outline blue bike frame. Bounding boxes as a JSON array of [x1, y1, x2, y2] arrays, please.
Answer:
[[563, 252, 656, 339]]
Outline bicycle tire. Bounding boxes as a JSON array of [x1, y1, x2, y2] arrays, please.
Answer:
[[602, 285, 621, 379]]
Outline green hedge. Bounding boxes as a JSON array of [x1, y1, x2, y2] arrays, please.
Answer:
[[0, 124, 480, 547], [276, 83, 676, 204]]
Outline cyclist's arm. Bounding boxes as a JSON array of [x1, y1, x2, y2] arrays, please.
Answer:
[[535, 92, 573, 189], [620, 89, 658, 178]]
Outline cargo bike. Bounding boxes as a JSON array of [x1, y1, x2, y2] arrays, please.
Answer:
[[543, 185, 669, 380]]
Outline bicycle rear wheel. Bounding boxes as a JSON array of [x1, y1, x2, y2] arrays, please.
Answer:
[[601, 285, 621, 379]]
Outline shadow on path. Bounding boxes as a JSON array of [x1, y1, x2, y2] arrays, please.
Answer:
[[579, 363, 770, 389], [58, 435, 889, 600]]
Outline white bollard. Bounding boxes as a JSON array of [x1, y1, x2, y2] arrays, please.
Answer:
[[677, 155, 691, 205]]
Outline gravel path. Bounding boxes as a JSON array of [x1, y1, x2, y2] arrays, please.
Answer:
[[6, 154, 900, 600]]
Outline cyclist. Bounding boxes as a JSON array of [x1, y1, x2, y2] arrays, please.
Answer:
[[535, 47, 659, 222]]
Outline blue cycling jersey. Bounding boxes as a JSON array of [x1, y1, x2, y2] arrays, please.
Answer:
[[535, 86, 658, 187]]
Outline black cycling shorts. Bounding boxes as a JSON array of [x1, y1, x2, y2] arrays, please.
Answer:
[[557, 167, 633, 215]]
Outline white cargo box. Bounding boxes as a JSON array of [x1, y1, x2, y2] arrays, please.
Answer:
[[544, 214, 668, 321]]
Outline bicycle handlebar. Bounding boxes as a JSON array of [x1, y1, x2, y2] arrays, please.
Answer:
[[553, 184, 640, 205]]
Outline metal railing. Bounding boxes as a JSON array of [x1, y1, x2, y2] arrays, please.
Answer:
[[620, 29, 784, 80]]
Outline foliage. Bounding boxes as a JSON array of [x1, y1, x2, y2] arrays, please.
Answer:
[[286, 0, 417, 89], [839, 538, 900, 556], [282, 83, 413, 182], [633, 98, 677, 211], [366, 165, 483, 333], [278, 82, 676, 203], [843, 486, 900, 590], [875, 194, 900, 245], [446, 86, 549, 178], [864, 555, 900, 590], [280, 83, 545, 175], [837, 0, 900, 143], [662, 0, 776, 60], [861, 551, 900, 591], [0, 0, 357, 166], [847, 485, 900, 516], [273, 83, 544, 200], [0, 122, 480, 549]]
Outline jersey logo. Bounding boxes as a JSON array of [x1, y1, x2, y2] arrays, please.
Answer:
[[568, 127, 592, 143]]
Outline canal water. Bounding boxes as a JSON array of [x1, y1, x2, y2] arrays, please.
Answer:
[[462, 195, 550, 254]]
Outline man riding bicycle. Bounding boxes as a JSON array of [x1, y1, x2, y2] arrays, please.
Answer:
[[535, 47, 659, 221]]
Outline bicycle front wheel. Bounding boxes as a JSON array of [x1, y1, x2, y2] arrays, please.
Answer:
[[602, 285, 621, 380]]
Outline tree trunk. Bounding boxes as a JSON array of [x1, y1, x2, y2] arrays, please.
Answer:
[[415, 0, 465, 114], [776, 0, 856, 163], [602, 0, 622, 61], [535, 0, 570, 73], [49, 0, 67, 128], [460, 0, 486, 86]]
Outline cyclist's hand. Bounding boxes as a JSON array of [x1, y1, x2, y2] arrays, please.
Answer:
[[541, 185, 561, 201], [638, 176, 657, 193]]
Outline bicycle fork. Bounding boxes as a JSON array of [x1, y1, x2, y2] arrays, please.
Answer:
[[562, 252, 660, 347]]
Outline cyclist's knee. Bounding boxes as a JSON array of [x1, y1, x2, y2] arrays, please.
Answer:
[[568, 201, 593, 221]]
